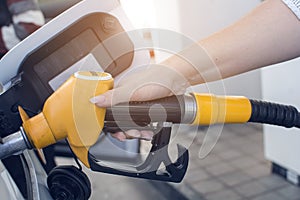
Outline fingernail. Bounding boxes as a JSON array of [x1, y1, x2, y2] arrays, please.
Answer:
[[142, 136, 153, 141], [118, 135, 127, 142], [113, 132, 127, 142], [90, 95, 106, 104], [141, 130, 154, 141], [125, 130, 140, 138]]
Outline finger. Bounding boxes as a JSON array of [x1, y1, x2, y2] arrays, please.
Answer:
[[110, 132, 127, 141], [111, 130, 153, 141], [125, 129, 154, 141], [90, 89, 114, 107], [90, 85, 135, 107], [130, 84, 172, 102], [124, 129, 141, 139], [140, 130, 154, 141]]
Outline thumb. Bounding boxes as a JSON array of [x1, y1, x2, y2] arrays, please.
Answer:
[[90, 86, 133, 107], [89, 89, 114, 107]]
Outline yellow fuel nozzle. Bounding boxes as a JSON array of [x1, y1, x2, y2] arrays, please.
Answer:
[[191, 93, 252, 125], [19, 71, 113, 167], [105, 93, 253, 127]]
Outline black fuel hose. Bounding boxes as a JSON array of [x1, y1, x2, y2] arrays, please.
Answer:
[[249, 100, 300, 128]]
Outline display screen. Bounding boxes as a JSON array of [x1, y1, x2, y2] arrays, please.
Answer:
[[20, 12, 133, 105], [49, 53, 103, 90], [33, 29, 104, 90]]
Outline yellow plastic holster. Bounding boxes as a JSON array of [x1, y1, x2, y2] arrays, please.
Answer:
[[19, 72, 113, 167]]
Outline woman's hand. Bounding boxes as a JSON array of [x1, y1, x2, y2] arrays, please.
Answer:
[[90, 64, 190, 141]]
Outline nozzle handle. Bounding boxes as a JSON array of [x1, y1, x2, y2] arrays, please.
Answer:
[[106, 95, 181, 124], [105, 94, 196, 125], [89, 123, 189, 183]]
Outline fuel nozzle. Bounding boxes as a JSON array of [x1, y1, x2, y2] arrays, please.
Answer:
[[17, 71, 113, 167], [105, 93, 253, 127]]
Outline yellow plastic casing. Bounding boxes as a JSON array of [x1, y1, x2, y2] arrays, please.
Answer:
[[192, 93, 252, 125], [19, 71, 113, 168]]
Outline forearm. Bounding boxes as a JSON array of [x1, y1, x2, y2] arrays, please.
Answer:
[[163, 0, 300, 85]]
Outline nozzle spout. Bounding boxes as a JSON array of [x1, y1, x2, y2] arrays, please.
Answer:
[[0, 128, 32, 160]]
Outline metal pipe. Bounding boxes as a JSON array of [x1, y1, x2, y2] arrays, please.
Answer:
[[0, 128, 32, 160]]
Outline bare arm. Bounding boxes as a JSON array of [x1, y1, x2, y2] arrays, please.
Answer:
[[91, 0, 300, 141], [163, 0, 300, 85], [93, 0, 300, 107]]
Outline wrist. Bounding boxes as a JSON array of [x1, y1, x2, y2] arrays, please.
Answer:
[[161, 42, 220, 86]]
